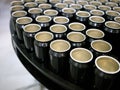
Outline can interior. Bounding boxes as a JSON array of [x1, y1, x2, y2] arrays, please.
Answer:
[[69, 23, 85, 31], [50, 24, 67, 33], [17, 17, 32, 24], [50, 40, 70, 52], [71, 48, 93, 63], [24, 24, 41, 33], [92, 40, 112, 53], [67, 32, 86, 42], [96, 57, 120, 73], [86, 29, 104, 39], [35, 32, 53, 42]]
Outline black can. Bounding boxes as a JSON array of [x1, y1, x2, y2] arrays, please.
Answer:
[[49, 0, 61, 8], [76, 1, 88, 9], [105, 2, 118, 8], [28, 8, 43, 21], [83, 5, 97, 12], [61, 8, 76, 20], [16, 17, 33, 41], [10, 1, 24, 6], [63, 0, 75, 7], [113, 7, 120, 13], [23, 24, 41, 51], [43, 9, 58, 19], [90, 10, 105, 17], [70, 4, 82, 12], [24, 2, 38, 11], [11, 10, 27, 33], [69, 48, 94, 88], [53, 16, 69, 26], [34, 31, 54, 62], [98, 5, 111, 13], [104, 21, 120, 34], [10, 5, 25, 14], [49, 39, 71, 76], [35, 0, 48, 4], [68, 22, 86, 33], [114, 16, 120, 23], [23, 0, 35, 3], [67, 32, 86, 49], [106, 10, 120, 21], [54, 3, 68, 14], [38, 3, 52, 11], [36, 15, 52, 28], [86, 28, 105, 43], [75, 11, 91, 25], [94, 55, 120, 90], [88, 16, 105, 29], [50, 24, 67, 39], [90, 40, 112, 57], [104, 21, 120, 57]]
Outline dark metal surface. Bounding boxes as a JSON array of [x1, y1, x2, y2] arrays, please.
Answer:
[[10, 18, 85, 90]]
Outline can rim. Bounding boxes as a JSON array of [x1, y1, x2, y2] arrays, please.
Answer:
[[24, 2, 37, 6], [36, 15, 52, 23], [55, 3, 68, 8], [50, 39, 71, 53], [68, 22, 86, 31], [62, 7, 76, 14], [90, 9, 104, 16], [28, 8, 43, 14], [106, 10, 120, 16], [10, 1, 24, 6], [91, 40, 112, 53], [53, 16, 69, 24], [38, 3, 52, 8], [98, 5, 111, 11], [105, 21, 120, 29], [23, 23, 41, 33], [95, 55, 120, 74], [89, 16, 105, 23], [70, 4, 82, 9], [114, 16, 120, 23], [89, 1, 102, 6], [10, 5, 24, 11], [70, 48, 93, 63], [86, 28, 105, 39], [76, 11, 91, 18], [16, 16, 33, 24], [35, 31, 54, 42], [67, 31, 86, 42], [12, 10, 27, 17], [50, 24, 67, 33], [44, 9, 58, 16], [84, 4, 97, 10]]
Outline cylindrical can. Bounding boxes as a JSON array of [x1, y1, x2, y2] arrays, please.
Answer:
[[53, 16, 69, 25], [88, 16, 105, 29], [28, 8, 43, 21], [90, 40, 112, 57], [49, 39, 71, 76], [16, 17, 33, 41], [34, 31, 54, 63], [36, 15, 52, 28], [106, 10, 120, 21], [94, 55, 120, 90], [69, 48, 94, 88], [23, 24, 41, 51], [68, 22, 86, 33], [11, 10, 27, 33], [67, 32, 86, 49], [50, 24, 67, 39], [24, 2, 38, 11]]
